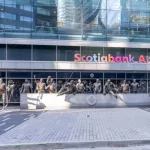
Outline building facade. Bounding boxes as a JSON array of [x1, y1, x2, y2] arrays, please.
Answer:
[[0, 0, 150, 103]]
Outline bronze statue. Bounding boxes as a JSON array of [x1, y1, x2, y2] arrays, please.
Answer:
[[7, 80, 15, 102], [37, 78, 46, 93], [57, 80, 63, 92], [130, 79, 139, 93], [21, 79, 32, 93], [121, 80, 129, 93], [75, 79, 85, 93], [93, 79, 102, 94], [83, 80, 92, 93], [0, 78, 6, 109], [57, 80, 75, 96], [46, 76, 56, 93], [103, 79, 117, 98]]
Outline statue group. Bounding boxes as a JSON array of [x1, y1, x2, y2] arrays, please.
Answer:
[[0, 76, 147, 109]]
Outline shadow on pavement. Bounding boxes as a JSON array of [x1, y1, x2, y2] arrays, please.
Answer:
[[0, 110, 45, 136]]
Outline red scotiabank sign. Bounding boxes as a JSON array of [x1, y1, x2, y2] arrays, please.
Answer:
[[74, 53, 149, 63]]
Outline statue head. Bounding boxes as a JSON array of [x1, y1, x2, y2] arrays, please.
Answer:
[[107, 79, 111, 83], [96, 79, 100, 83], [58, 80, 62, 84], [78, 79, 81, 84], [40, 78, 44, 83], [70, 80, 74, 84], [123, 80, 126, 84], [133, 79, 136, 83], [25, 79, 28, 83]]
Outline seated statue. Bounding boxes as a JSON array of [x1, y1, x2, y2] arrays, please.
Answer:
[[93, 79, 102, 94], [21, 79, 32, 93], [57, 80, 75, 96], [121, 80, 129, 93], [103, 79, 118, 98]]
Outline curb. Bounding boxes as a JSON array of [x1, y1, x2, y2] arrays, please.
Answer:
[[0, 140, 150, 150]]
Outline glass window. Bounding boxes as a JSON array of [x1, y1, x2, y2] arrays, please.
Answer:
[[126, 48, 147, 61], [20, 5, 33, 12], [7, 45, 31, 60], [0, 72, 6, 78], [37, 7, 51, 16], [0, 44, 6, 60], [104, 47, 125, 57], [107, 0, 121, 10], [130, 0, 149, 10], [126, 73, 147, 79], [33, 45, 56, 61], [0, 12, 16, 20], [7, 72, 31, 78], [81, 47, 103, 57], [104, 73, 116, 79], [20, 16, 33, 22], [57, 72, 80, 79], [81, 72, 103, 79], [32, 72, 56, 78], [57, 46, 80, 61]]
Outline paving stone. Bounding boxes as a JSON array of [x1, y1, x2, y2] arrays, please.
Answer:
[[0, 108, 150, 146]]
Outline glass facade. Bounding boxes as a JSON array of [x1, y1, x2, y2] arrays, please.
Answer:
[[0, 0, 150, 42]]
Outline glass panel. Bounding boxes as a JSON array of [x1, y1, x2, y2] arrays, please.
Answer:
[[83, 8, 106, 41], [33, 45, 56, 61], [32, 72, 56, 78], [104, 47, 125, 57], [0, 44, 6, 60], [7, 45, 31, 60], [81, 47, 103, 59], [57, 72, 80, 79], [107, 10, 130, 41], [57, 46, 80, 61], [7, 72, 31, 78], [126, 48, 147, 61], [33, 5, 57, 39], [81, 72, 103, 79], [0, 72, 6, 78], [130, 0, 150, 10]]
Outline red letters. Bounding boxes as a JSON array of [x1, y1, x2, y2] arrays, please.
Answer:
[[138, 55, 146, 63], [74, 54, 81, 62]]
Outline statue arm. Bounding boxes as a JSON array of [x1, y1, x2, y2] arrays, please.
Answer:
[[21, 84, 24, 93]]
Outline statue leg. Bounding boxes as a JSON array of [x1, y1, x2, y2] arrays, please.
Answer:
[[109, 90, 117, 99], [58, 89, 70, 96], [2, 93, 6, 109]]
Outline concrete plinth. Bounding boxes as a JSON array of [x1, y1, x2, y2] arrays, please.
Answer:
[[20, 93, 150, 110]]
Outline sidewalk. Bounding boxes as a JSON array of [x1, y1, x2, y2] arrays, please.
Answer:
[[0, 108, 150, 149]]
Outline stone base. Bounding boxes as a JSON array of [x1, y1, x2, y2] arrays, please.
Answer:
[[20, 93, 150, 110]]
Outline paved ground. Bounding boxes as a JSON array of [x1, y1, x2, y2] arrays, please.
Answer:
[[0, 108, 150, 149], [56, 146, 150, 150]]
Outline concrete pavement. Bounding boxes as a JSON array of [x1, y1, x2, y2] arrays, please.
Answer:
[[0, 108, 150, 149]]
